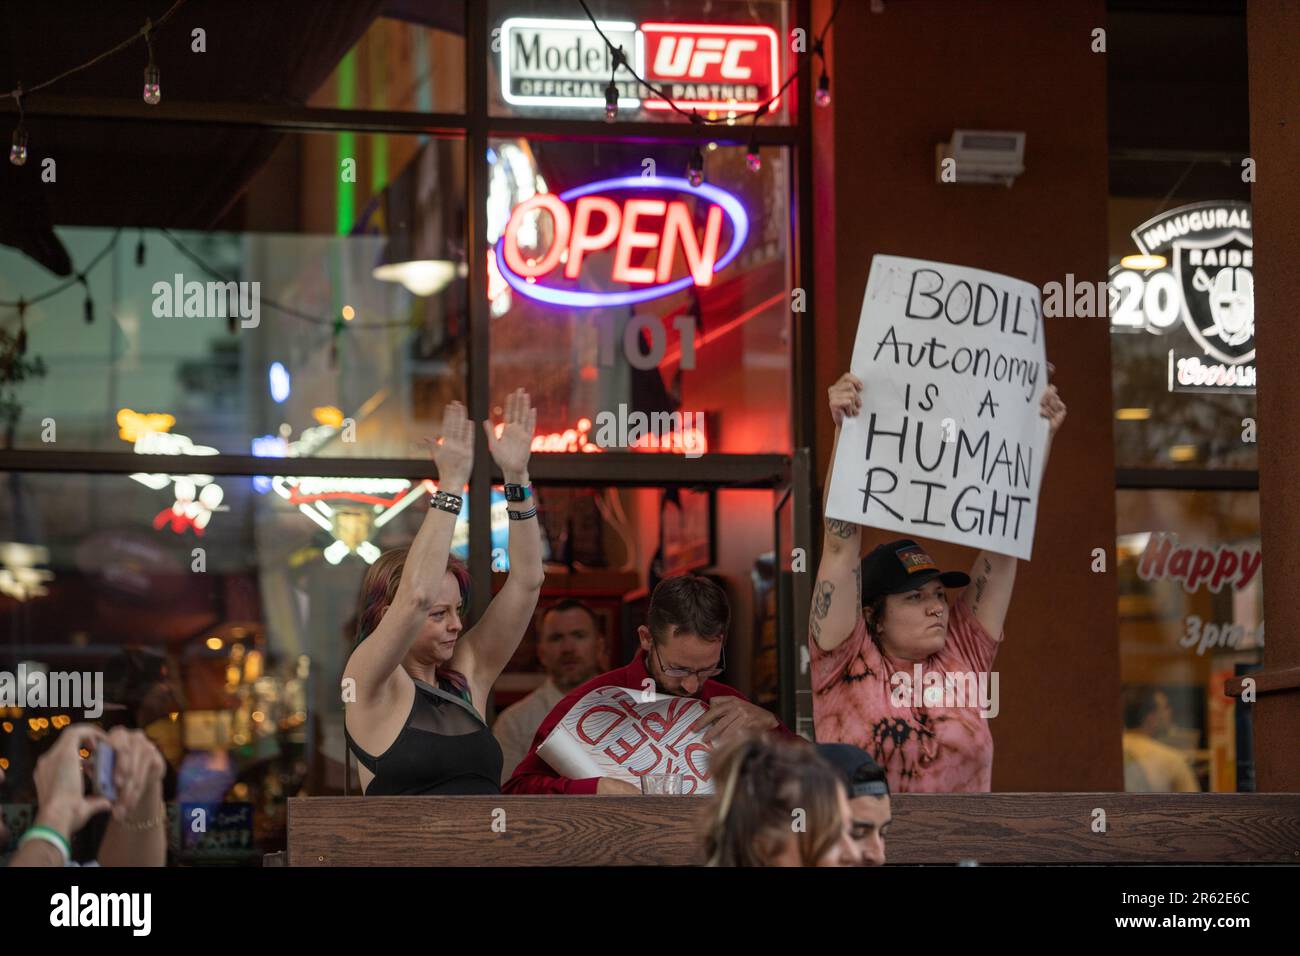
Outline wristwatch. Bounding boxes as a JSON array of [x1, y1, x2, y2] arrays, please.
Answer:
[[503, 482, 531, 502]]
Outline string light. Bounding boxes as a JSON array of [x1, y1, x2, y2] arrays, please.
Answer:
[[142, 18, 161, 105], [9, 85, 27, 166], [329, 316, 344, 368], [746, 104, 768, 174], [1, 2, 186, 162], [16, 299, 27, 355], [579, 0, 844, 178], [604, 46, 624, 122], [604, 81, 618, 122], [686, 146, 705, 187], [77, 273, 94, 324], [813, 39, 831, 107]]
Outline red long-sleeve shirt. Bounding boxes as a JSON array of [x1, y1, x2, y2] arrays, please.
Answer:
[[502, 649, 801, 794]]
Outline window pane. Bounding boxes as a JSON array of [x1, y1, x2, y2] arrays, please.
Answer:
[[6, 4, 464, 115], [486, 137, 792, 454], [1, 122, 466, 459], [1116, 489, 1263, 792], [487, 0, 793, 124], [0, 468, 460, 863], [310, 5, 466, 113]]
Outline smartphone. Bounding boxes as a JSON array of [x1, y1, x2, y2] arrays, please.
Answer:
[[92, 745, 117, 802]]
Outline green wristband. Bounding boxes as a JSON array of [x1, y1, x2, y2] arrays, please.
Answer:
[[20, 824, 71, 863]]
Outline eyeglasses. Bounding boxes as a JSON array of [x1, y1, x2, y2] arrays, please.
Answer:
[[651, 640, 725, 680]]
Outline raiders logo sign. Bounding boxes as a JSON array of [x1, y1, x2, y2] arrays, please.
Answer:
[[1110, 201, 1254, 393]]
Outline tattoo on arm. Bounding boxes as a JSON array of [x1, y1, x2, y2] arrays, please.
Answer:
[[825, 518, 856, 539], [811, 579, 835, 641], [970, 558, 992, 614]]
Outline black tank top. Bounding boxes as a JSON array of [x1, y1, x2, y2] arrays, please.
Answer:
[[345, 677, 503, 795]]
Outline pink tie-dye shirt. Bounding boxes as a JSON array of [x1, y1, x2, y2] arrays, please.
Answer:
[[811, 598, 1001, 792]]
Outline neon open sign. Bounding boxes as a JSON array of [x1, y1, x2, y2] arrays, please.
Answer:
[[495, 175, 748, 308]]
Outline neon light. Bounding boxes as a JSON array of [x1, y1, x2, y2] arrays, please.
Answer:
[[117, 408, 176, 442], [313, 406, 344, 428], [529, 418, 602, 453], [495, 176, 748, 308], [566, 196, 621, 278], [269, 362, 291, 403], [641, 24, 780, 112], [499, 18, 644, 109], [119, 417, 227, 536], [630, 427, 708, 455], [271, 476, 427, 564], [612, 198, 667, 284]]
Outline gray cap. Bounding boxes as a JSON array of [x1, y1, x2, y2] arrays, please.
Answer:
[[816, 743, 890, 797]]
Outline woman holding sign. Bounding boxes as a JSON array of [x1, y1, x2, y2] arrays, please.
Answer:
[[810, 371, 1066, 792], [342, 391, 543, 795]]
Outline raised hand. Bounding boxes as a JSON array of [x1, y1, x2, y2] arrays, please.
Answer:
[[33, 723, 113, 839], [484, 388, 537, 483], [431, 401, 475, 489], [103, 726, 166, 823], [1040, 363, 1067, 435], [828, 372, 863, 427]]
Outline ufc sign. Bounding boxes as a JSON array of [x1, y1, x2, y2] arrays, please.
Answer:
[[642, 23, 780, 112]]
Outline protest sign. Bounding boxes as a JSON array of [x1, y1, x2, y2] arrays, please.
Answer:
[[536, 685, 714, 794], [826, 255, 1049, 560]]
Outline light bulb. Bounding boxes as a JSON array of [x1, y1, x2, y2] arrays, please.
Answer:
[[686, 147, 705, 187], [9, 126, 28, 166], [143, 64, 161, 105], [815, 72, 831, 107], [746, 148, 761, 173], [604, 82, 618, 122]]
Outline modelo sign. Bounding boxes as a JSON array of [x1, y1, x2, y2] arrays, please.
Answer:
[[1109, 201, 1254, 393], [495, 175, 748, 308], [499, 18, 779, 114], [500, 18, 644, 109]]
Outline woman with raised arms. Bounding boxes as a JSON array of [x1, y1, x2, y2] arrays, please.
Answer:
[[343, 390, 544, 794]]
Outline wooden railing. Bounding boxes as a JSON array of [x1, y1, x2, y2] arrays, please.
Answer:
[[287, 793, 1300, 866]]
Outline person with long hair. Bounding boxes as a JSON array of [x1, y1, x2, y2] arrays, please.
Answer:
[[342, 391, 542, 795], [703, 735, 861, 867], [810, 370, 1067, 792]]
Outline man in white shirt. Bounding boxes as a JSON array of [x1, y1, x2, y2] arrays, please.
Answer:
[[1122, 687, 1201, 792], [494, 600, 607, 783]]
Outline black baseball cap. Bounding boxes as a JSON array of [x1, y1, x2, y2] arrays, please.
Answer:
[[861, 538, 969, 604], [817, 743, 891, 798]]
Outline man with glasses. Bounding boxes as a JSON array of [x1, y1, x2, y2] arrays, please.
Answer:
[[504, 574, 799, 795]]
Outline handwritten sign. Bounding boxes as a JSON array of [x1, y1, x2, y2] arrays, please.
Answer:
[[537, 685, 714, 793], [826, 255, 1049, 560]]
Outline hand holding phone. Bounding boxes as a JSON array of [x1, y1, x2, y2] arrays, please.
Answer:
[[92, 744, 117, 802]]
